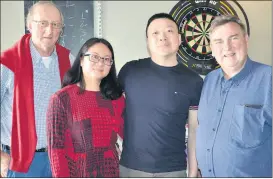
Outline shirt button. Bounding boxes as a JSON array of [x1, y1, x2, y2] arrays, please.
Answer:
[[218, 109, 221, 112], [212, 128, 216, 131], [209, 169, 212, 172], [222, 90, 226, 94], [207, 149, 210, 152]]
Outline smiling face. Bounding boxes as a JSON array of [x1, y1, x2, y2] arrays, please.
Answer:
[[146, 18, 181, 58], [210, 22, 249, 74], [28, 3, 63, 53], [80, 43, 112, 82]]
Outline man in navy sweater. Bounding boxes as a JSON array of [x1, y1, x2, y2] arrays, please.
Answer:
[[118, 12, 203, 177]]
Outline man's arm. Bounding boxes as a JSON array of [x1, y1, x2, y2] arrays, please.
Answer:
[[0, 64, 12, 177], [265, 72, 272, 126], [1, 64, 11, 103], [1, 150, 10, 177], [187, 109, 199, 177]]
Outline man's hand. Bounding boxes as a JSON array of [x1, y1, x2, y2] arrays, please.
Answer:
[[115, 143, 121, 160], [1, 151, 10, 177], [188, 169, 202, 177], [187, 110, 199, 177], [116, 134, 123, 160], [197, 169, 202, 177]]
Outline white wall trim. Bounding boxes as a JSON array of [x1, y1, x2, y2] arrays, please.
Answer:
[[94, 1, 102, 38]]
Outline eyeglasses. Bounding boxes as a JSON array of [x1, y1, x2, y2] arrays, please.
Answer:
[[32, 20, 64, 29], [83, 53, 113, 66]]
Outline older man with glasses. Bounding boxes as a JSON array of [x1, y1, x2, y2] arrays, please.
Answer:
[[1, 1, 74, 177]]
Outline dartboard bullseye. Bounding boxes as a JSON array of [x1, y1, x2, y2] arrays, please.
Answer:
[[170, 0, 249, 75]]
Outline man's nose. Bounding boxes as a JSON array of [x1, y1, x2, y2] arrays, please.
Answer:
[[45, 23, 54, 34], [223, 40, 232, 50], [159, 33, 167, 41]]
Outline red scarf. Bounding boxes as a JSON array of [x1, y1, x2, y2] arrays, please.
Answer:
[[0, 34, 71, 172]]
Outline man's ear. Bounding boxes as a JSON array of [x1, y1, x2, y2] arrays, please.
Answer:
[[27, 21, 33, 33], [210, 43, 214, 57], [146, 36, 152, 55], [245, 33, 249, 48], [60, 26, 65, 36], [59, 29, 64, 37], [178, 33, 182, 45], [146, 37, 149, 46]]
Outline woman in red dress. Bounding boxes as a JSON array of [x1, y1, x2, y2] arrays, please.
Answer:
[[46, 38, 124, 177]]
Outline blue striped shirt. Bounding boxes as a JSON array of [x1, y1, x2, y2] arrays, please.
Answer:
[[1, 38, 74, 149], [196, 58, 272, 177]]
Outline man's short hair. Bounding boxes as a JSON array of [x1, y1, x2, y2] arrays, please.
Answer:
[[26, 1, 64, 30], [145, 13, 179, 38], [209, 15, 247, 36]]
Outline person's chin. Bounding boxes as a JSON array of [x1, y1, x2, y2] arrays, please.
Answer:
[[42, 42, 55, 48], [43, 38, 57, 44], [224, 61, 239, 68], [91, 73, 106, 80], [155, 50, 171, 56]]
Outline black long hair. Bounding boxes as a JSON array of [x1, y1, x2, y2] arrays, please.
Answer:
[[62, 37, 122, 100]]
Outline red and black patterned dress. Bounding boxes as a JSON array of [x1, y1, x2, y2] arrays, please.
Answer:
[[46, 84, 124, 177]]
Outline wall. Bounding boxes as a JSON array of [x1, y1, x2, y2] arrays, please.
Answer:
[[102, 1, 272, 72], [1, 1, 272, 73], [1, 1, 25, 51]]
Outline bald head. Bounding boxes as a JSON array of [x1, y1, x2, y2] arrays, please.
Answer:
[[26, 1, 65, 56], [26, 1, 63, 30]]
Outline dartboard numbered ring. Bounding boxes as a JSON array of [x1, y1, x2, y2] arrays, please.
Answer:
[[170, 0, 249, 75]]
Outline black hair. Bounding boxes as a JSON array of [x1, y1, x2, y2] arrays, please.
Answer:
[[62, 37, 122, 100], [145, 12, 179, 38]]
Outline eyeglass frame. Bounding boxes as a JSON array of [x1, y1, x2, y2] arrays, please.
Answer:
[[32, 20, 64, 29], [82, 53, 114, 66]]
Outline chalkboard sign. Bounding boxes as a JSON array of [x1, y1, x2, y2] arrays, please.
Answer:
[[24, 1, 96, 56]]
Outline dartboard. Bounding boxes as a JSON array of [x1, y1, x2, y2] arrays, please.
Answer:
[[170, 0, 250, 75]]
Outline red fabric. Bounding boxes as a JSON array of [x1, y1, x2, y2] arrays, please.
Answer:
[[0, 33, 71, 172], [47, 84, 125, 177]]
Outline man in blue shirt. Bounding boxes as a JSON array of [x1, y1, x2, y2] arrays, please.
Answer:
[[191, 15, 272, 177]]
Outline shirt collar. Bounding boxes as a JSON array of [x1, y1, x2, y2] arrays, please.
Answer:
[[219, 57, 253, 86], [29, 38, 57, 65]]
